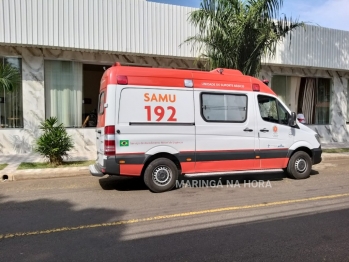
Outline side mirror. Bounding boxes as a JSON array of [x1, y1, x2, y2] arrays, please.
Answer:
[[289, 112, 297, 127]]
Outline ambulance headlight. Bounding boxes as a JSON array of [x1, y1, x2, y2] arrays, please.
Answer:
[[315, 134, 321, 144]]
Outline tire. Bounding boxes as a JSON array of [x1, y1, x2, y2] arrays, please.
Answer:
[[143, 158, 179, 193], [286, 151, 312, 179]]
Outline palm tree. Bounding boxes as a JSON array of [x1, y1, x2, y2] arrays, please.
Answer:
[[185, 0, 303, 76], [0, 63, 21, 127], [0, 63, 21, 92]]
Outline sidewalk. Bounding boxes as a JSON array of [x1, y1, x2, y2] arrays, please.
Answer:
[[0, 151, 95, 181], [321, 142, 349, 149], [1, 143, 349, 182]]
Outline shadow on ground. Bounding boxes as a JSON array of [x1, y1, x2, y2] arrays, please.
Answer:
[[0, 192, 129, 261], [98, 169, 319, 192], [0, 192, 348, 261]]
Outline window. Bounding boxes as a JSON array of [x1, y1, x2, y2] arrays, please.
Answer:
[[271, 75, 291, 104], [98, 92, 105, 115], [45, 60, 83, 127], [298, 78, 331, 124], [316, 78, 331, 124], [201, 93, 247, 122], [82, 64, 109, 127], [0, 57, 23, 128], [258, 95, 290, 125]]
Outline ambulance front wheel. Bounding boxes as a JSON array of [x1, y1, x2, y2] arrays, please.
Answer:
[[286, 151, 312, 179], [144, 158, 179, 193]]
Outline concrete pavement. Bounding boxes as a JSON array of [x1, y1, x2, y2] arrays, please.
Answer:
[[1, 142, 349, 181], [0, 151, 95, 181], [1, 158, 349, 261]]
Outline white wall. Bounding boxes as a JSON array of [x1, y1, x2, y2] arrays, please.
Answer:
[[1, 0, 349, 71], [0, 0, 199, 58], [260, 65, 349, 143]]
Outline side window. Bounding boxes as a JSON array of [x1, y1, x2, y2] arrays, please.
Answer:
[[277, 101, 290, 125], [201, 93, 247, 122], [258, 95, 290, 125], [258, 95, 279, 123], [98, 92, 105, 115]]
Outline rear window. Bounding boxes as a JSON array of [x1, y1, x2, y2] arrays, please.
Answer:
[[98, 91, 105, 115]]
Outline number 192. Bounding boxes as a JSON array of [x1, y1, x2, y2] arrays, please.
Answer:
[[145, 106, 177, 121]]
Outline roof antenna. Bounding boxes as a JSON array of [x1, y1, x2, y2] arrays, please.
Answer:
[[103, 67, 106, 71], [217, 68, 224, 74]]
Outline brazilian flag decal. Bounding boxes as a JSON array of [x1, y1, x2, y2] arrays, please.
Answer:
[[120, 140, 129, 147]]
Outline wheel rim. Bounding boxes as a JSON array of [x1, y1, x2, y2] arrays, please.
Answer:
[[295, 158, 307, 173], [152, 165, 172, 186]]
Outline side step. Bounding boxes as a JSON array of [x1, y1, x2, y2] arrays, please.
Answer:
[[184, 169, 283, 177]]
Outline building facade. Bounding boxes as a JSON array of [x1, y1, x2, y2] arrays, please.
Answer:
[[0, 0, 349, 156]]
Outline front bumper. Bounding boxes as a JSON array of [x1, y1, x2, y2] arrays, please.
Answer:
[[312, 146, 322, 165]]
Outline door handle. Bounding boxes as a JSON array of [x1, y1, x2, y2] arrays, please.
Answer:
[[260, 128, 269, 132], [97, 130, 101, 134], [244, 128, 253, 132]]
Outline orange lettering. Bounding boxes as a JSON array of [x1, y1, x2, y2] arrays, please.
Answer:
[[144, 93, 150, 102], [169, 94, 176, 103], [159, 94, 168, 102], [151, 94, 158, 102]]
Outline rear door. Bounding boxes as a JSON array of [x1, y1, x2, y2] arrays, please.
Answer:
[[116, 87, 196, 173], [96, 89, 106, 166]]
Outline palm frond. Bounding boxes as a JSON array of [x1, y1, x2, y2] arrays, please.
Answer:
[[0, 63, 21, 92], [185, 0, 304, 76]]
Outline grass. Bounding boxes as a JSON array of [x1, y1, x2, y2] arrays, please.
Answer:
[[0, 163, 8, 171], [323, 148, 349, 153], [17, 160, 95, 170]]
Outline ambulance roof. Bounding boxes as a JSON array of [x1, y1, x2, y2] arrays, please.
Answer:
[[101, 63, 276, 96]]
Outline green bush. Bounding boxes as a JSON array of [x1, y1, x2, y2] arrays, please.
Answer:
[[35, 117, 74, 166]]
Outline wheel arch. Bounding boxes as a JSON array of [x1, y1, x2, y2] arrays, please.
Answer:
[[141, 152, 182, 177], [288, 141, 314, 159], [288, 146, 313, 159]]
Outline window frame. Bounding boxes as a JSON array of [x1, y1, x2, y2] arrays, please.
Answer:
[[0, 56, 23, 129], [315, 77, 331, 125], [200, 92, 248, 123], [257, 95, 290, 126], [98, 91, 105, 115]]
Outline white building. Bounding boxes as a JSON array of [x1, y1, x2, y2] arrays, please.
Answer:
[[0, 0, 349, 155]]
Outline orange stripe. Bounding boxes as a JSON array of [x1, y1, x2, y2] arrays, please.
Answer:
[[260, 158, 289, 169], [119, 159, 289, 177], [194, 159, 260, 173], [181, 162, 196, 173], [119, 164, 143, 176]]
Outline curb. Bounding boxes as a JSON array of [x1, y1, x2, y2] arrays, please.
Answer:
[[3, 167, 91, 181], [321, 152, 349, 160]]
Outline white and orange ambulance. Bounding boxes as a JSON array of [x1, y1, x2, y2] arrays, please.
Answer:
[[89, 63, 322, 192]]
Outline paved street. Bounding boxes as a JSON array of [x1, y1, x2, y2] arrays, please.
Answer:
[[1, 157, 349, 261]]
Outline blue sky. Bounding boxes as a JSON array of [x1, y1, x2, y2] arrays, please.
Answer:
[[149, 0, 349, 31]]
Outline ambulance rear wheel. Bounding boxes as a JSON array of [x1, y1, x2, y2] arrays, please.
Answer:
[[144, 158, 179, 193], [286, 151, 312, 179]]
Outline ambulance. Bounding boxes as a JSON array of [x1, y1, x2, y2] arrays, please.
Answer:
[[89, 63, 322, 193]]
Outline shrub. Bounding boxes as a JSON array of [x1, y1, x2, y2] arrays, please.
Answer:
[[35, 117, 74, 166]]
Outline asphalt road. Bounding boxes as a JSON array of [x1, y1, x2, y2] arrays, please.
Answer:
[[1, 157, 349, 261]]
